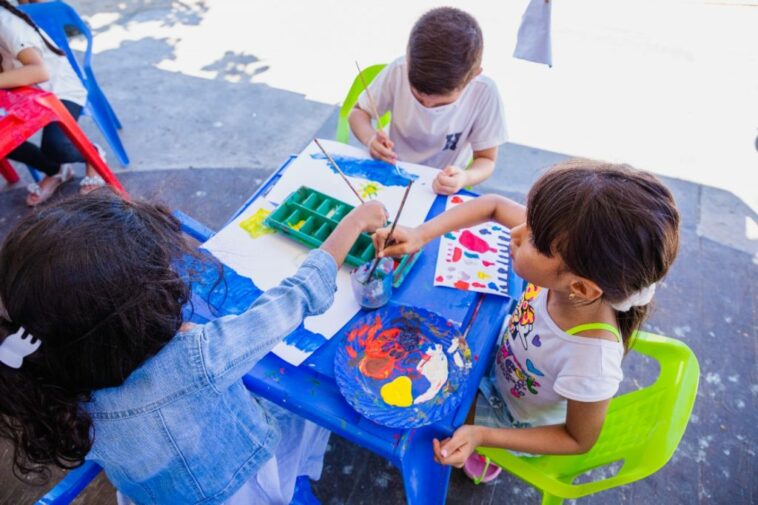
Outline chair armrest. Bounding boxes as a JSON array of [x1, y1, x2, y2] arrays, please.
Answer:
[[35, 462, 102, 505]]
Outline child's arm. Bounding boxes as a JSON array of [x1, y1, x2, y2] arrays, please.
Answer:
[[433, 146, 498, 195], [321, 200, 388, 266], [198, 202, 388, 390], [349, 107, 397, 165], [0, 48, 50, 89], [433, 398, 611, 466], [373, 193, 525, 258]]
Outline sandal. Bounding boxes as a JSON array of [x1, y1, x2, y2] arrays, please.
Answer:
[[26, 163, 75, 207], [79, 143, 107, 195], [463, 453, 502, 484], [79, 174, 106, 194]]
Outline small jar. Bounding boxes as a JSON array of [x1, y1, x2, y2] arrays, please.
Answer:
[[350, 257, 394, 309]]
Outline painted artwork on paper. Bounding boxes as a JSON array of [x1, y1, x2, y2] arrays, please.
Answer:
[[265, 139, 438, 228], [334, 305, 470, 428], [434, 194, 511, 297], [202, 199, 361, 366]]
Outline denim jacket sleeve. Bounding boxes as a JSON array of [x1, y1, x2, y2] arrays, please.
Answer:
[[198, 249, 337, 391]]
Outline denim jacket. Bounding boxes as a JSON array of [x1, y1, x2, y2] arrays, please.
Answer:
[[84, 250, 337, 504]]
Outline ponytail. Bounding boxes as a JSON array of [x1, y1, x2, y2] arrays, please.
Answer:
[[0, 1, 66, 57]]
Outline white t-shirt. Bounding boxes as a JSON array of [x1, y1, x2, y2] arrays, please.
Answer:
[[494, 284, 624, 426], [357, 57, 507, 169], [0, 8, 86, 105]]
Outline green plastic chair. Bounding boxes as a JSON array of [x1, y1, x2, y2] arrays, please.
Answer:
[[336, 63, 390, 144], [477, 331, 700, 505]]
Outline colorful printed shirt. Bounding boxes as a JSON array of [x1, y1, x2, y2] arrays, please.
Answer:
[[493, 284, 624, 426]]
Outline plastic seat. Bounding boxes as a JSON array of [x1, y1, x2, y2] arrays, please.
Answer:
[[477, 331, 700, 505], [336, 63, 390, 143], [19, 0, 129, 167]]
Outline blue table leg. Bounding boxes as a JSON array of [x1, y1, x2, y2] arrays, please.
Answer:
[[399, 427, 452, 505]]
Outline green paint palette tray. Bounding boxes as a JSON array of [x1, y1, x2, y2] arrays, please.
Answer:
[[265, 186, 421, 288]]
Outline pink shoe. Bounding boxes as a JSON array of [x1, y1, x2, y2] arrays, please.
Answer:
[[463, 453, 501, 484]]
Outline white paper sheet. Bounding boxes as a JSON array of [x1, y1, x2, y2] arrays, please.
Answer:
[[266, 139, 438, 228], [514, 0, 553, 67], [202, 199, 361, 366], [434, 195, 511, 297]]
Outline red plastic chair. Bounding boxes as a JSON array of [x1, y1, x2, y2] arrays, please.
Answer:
[[0, 87, 124, 193]]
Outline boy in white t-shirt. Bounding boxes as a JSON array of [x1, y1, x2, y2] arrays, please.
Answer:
[[349, 7, 507, 195]]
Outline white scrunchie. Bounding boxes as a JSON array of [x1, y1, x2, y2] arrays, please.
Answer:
[[610, 283, 656, 312]]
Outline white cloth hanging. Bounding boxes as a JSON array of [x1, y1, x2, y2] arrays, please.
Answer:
[[513, 0, 553, 67]]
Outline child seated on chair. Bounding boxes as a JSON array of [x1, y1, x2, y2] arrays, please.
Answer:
[[0, 190, 388, 504], [349, 7, 507, 196], [373, 160, 680, 483], [0, 0, 104, 206]]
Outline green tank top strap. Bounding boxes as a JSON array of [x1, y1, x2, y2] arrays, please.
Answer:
[[566, 323, 623, 343]]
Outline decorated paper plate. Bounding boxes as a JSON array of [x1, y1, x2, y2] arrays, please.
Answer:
[[334, 305, 471, 429]]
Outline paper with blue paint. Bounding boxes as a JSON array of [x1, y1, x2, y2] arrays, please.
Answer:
[[265, 139, 438, 228], [434, 194, 511, 297], [201, 199, 362, 365]]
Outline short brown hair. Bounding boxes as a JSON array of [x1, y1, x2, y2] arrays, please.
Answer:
[[407, 7, 483, 95]]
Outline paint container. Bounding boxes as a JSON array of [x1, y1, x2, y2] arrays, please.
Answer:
[[350, 258, 394, 309]]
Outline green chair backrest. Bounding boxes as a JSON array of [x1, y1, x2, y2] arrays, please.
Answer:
[[336, 64, 390, 144], [478, 332, 700, 502]]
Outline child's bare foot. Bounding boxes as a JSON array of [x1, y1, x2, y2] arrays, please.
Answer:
[[26, 164, 75, 207]]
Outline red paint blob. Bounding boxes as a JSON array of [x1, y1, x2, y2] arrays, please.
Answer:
[[454, 280, 470, 290], [451, 247, 462, 262], [459, 230, 493, 253], [482, 260, 494, 267], [472, 282, 486, 288], [451, 196, 464, 204], [435, 275, 444, 282]]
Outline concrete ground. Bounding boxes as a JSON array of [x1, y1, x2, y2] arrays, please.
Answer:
[[0, 0, 756, 504]]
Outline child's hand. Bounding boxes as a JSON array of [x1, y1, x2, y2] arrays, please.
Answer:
[[345, 200, 389, 233], [368, 130, 398, 165], [432, 425, 483, 468], [373, 225, 424, 258], [433, 166, 467, 195]]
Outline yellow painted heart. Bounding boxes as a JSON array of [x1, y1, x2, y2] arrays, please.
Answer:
[[380, 376, 413, 408]]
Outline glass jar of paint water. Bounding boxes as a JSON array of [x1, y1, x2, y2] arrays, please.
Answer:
[[350, 257, 394, 309]]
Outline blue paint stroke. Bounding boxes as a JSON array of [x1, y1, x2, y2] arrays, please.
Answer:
[[311, 153, 417, 187], [487, 282, 499, 291], [283, 325, 327, 353], [443, 232, 457, 240], [463, 251, 480, 259], [178, 249, 263, 319], [497, 268, 508, 274], [478, 228, 492, 236]]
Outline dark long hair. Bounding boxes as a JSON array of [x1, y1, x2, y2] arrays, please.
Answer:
[[527, 160, 680, 348], [0, 191, 200, 481], [0, 1, 66, 69]]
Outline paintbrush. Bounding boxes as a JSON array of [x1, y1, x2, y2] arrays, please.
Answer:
[[457, 295, 484, 365], [364, 179, 414, 283], [313, 138, 365, 204], [355, 61, 384, 133]]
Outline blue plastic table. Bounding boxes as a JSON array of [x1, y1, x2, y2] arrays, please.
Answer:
[[35, 155, 520, 505], [217, 156, 519, 504]]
